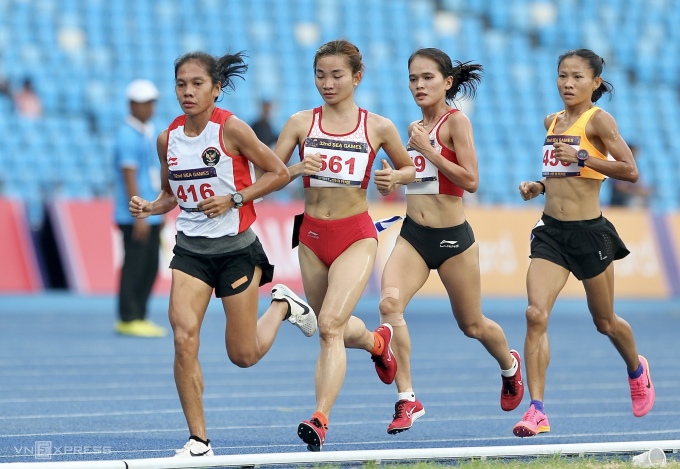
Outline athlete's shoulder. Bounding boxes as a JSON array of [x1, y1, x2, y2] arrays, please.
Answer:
[[586, 106, 617, 133], [544, 111, 560, 130]]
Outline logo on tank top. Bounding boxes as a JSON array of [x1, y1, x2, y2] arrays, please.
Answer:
[[201, 147, 221, 166]]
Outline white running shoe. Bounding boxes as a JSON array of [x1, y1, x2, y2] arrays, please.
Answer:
[[174, 436, 214, 457], [271, 284, 317, 337]]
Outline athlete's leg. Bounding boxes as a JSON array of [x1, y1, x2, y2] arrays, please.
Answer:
[[299, 239, 376, 417], [437, 243, 514, 368], [582, 263, 639, 371], [377, 237, 430, 393], [220, 266, 290, 368], [168, 269, 213, 441], [523, 258, 570, 402]]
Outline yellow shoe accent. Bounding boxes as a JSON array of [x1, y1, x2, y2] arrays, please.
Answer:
[[116, 320, 167, 338]]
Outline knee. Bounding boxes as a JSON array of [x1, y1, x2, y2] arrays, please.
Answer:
[[227, 347, 260, 368], [592, 316, 615, 336], [172, 325, 200, 358], [378, 289, 406, 327], [458, 321, 483, 339], [525, 304, 549, 331], [317, 316, 344, 342]]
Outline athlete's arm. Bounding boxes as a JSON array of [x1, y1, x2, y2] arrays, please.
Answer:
[[411, 111, 478, 193], [372, 116, 415, 196], [585, 110, 638, 182], [130, 129, 178, 218], [273, 111, 322, 181]]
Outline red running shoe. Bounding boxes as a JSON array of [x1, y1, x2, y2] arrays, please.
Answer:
[[501, 350, 524, 411], [387, 398, 425, 434], [298, 417, 327, 452], [372, 323, 397, 384]]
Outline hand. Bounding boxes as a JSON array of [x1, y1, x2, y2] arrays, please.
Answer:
[[552, 142, 578, 164], [300, 152, 322, 175], [129, 195, 152, 219], [407, 124, 433, 158], [519, 181, 544, 201], [197, 195, 230, 218], [374, 159, 396, 196]]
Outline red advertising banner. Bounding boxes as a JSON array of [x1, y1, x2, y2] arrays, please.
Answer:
[[0, 198, 43, 293], [44, 199, 674, 299], [49, 199, 305, 295]]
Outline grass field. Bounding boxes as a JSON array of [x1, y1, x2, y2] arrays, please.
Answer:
[[359, 454, 678, 468]]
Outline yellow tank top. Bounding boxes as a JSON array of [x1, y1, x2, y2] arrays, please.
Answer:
[[542, 106, 607, 180]]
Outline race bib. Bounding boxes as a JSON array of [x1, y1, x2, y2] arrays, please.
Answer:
[[304, 137, 369, 186], [168, 167, 219, 212], [542, 135, 580, 177]]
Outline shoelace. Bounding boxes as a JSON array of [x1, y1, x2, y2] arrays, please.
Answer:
[[502, 375, 517, 395], [629, 377, 648, 399], [371, 354, 387, 368], [523, 406, 539, 422], [310, 418, 327, 430], [392, 400, 406, 419]]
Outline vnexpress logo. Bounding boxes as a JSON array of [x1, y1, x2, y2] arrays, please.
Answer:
[[13, 441, 112, 460]]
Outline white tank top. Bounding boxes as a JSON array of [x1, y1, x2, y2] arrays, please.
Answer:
[[166, 107, 257, 238], [301, 107, 376, 189]]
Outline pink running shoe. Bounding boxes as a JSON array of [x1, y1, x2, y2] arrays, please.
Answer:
[[371, 323, 397, 384], [387, 399, 425, 434], [513, 404, 550, 437], [501, 350, 525, 411], [629, 355, 655, 417], [298, 417, 327, 452]]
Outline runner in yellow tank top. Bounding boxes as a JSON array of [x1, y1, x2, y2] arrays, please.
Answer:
[[514, 49, 655, 438]]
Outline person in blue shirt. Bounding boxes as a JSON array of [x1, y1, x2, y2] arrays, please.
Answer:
[[113, 79, 166, 337]]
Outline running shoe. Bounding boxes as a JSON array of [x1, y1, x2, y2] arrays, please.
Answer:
[[629, 355, 655, 417], [115, 319, 167, 338], [298, 417, 327, 452], [512, 404, 550, 437], [174, 436, 214, 457], [371, 323, 397, 384], [501, 350, 524, 411], [271, 284, 317, 337], [387, 398, 425, 434]]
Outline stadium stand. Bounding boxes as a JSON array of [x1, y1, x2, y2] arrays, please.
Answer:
[[0, 0, 678, 228]]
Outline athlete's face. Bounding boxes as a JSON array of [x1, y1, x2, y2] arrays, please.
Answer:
[[408, 56, 452, 108], [556, 56, 602, 107], [175, 60, 221, 116], [314, 54, 361, 105]]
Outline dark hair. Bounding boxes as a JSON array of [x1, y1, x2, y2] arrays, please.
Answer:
[[174, 51, 248, 100], [313, 39, 364, 75], [408, 48, 483, 104], [557, 49, 613, 103]]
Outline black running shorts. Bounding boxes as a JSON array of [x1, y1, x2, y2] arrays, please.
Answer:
[[399, 215, 476, 270], [530, 213, 629, 280], [170, 238, 274, 297]]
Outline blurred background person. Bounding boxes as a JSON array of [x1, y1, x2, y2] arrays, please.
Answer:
[[250, 99, 279, 148], [609, 143, 652, 208], [113, 79, 166, 338], [13, 77, 42, 119]]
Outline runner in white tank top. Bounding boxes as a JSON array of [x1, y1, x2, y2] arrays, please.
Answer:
[[129, 51, 318, 457]]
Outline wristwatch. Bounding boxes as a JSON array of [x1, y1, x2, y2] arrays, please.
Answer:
[[231, 192, 244, 209], [576, 149, 589, 167]]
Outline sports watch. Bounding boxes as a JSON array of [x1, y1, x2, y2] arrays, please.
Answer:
[[231, 192, 244, 209], [576, 149, 589, 167]]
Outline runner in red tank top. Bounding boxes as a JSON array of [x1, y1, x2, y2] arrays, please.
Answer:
[[379, 48, 524, 435], [274, 39, 415, 451]]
